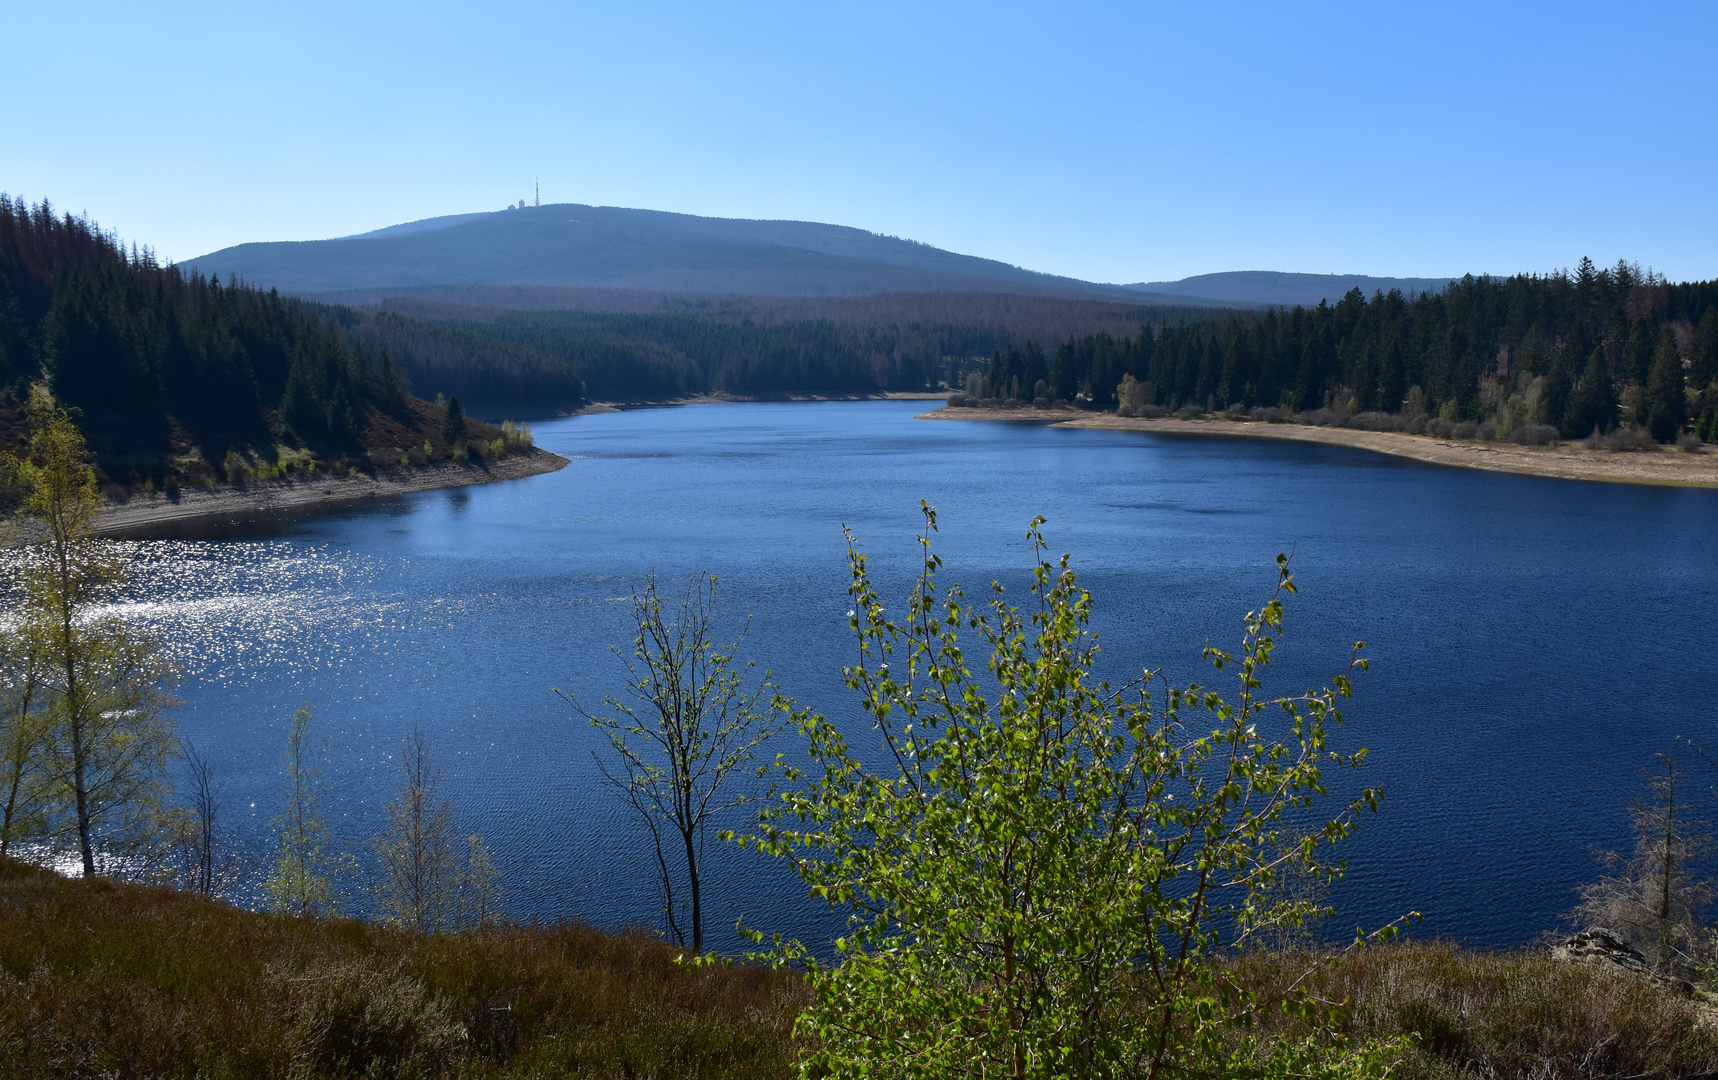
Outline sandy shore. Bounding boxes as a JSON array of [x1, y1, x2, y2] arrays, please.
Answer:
[[95, 449, 570, 535], [919, 407, 1718, 489]]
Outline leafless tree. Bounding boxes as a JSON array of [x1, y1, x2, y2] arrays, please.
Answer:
[[1572, 755, 1714, 976], [372, 726, 499, 934], [564, 572, 781, 954], [177, 739, 246, 896]]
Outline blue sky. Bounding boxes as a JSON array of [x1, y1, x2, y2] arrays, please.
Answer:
[[5, 1, 1714, 282]]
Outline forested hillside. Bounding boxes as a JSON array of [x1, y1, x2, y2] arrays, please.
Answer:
[[994, 261, 1718, 441], [344, 292, 1219, 406], [0, 197, 542, 490], [378, 301, 1013, 400]]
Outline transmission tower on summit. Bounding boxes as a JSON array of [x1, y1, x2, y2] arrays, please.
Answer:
[[535, 179, 540, 207]]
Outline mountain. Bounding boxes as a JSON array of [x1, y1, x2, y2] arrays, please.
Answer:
[[186, 204, 1180, 302], [1121, 271, 1457, 308]]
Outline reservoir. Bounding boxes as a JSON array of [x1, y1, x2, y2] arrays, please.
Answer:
[[116, 400, 1718, 950]]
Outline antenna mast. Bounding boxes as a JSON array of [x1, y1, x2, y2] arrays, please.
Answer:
[[535, 179, 540, 207]]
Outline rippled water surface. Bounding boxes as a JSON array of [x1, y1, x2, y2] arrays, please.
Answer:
[[115, 401, 1718, 948]]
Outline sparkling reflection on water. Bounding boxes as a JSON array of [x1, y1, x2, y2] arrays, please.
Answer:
[[88, 401, 1718, 951]]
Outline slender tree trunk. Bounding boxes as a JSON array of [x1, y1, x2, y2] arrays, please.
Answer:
[[1, 769, 21, 859], [62, 604, 93, 877], [682, 822, 702, 954]]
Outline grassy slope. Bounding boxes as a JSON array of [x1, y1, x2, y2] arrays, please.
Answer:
[[0, 860, 801, 1079], [3, 858, 1715, 1079]]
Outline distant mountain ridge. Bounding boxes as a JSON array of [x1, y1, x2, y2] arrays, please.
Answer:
[[189, 203, 1172, 302], [185, 203, 1453, 309], [1122, 271, 1457, 308]]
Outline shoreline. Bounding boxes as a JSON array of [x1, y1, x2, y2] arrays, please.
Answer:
[[95, 449, 570, 535], [919, 407, 1718, 489]]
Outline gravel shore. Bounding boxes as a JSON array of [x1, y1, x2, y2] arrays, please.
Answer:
[[919, 407, 1718, 488], [94, 449, 570, 535]]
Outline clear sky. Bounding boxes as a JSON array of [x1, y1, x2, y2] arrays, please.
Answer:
[[5, 1, 1714, 282]]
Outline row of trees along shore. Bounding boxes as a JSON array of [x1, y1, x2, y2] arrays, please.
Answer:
[[0, 196, 539, 490], [962, 259, 1718, 445]]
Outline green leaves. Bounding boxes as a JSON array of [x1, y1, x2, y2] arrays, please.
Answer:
[[739, 504, 1394, 1080]]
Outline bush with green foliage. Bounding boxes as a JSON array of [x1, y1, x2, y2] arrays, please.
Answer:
[[740, 505, 1398, 1080]]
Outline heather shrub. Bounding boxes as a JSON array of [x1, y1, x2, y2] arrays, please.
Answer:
[[269, 958, 467, 1080]]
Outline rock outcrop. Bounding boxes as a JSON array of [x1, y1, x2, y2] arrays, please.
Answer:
[[1551, 928, 1695, 996]]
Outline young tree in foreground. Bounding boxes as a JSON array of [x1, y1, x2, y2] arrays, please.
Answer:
[[372, 725, 500, 933], [265, 704, 347, 916], [3, 385, 177, 876], [738, 505, 1401, 1080], [568, 573, 780, 954]]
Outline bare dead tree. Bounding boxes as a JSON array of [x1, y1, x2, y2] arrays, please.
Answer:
[[1572, 754, 1715, 976], [562, 572, 781, 954], [178, 739, 246, 897]]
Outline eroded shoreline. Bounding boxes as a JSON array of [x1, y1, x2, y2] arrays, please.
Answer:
[[919, 407, 1718, 488], [95, 449, 570, 535]]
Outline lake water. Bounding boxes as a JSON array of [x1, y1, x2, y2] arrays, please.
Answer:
[[112, 400, 1718, 950]]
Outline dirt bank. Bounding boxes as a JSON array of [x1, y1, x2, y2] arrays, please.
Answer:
[[95, 449, 570, 534], [919, 407, 1718, 488]]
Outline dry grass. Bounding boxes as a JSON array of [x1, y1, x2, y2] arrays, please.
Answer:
[[8, 857, 1718, 1079], [1233, 940, 1718, 1080], [0, 858, 803, 1079]]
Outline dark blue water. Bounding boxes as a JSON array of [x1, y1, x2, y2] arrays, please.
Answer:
[[116, 401, 1718, 950]]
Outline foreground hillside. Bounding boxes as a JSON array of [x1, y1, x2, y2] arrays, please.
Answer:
[[2, 858, 1713, 1080], [0, 859, 801, 1079]]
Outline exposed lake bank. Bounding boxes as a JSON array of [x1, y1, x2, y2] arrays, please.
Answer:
[[919, 406, 1718, 488], [94, 448, 570, 535]]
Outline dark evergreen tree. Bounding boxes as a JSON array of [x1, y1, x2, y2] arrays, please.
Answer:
[[441, 395, 467, 444], [1563, 347, 1618, 437], [1690, 309, 1718, 391], [1644, 327, 1687, 443], [1620, 316, 1656, 386]]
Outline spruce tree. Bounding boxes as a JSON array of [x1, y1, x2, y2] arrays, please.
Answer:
[[1562, 347, 1617, 437], [1690, 308, 1718, 390], [1622, 316, 1656, 386], [1644, 327, 1687, 443], [440, 395, 467, 445]]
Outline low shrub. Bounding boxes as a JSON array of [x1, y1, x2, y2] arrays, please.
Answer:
[[1586, 426, 1660, 452], [1511, 424, 1560, 446], [1297, 406, 1351, 427], [1347, 411, 1410, 432]]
